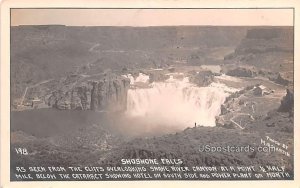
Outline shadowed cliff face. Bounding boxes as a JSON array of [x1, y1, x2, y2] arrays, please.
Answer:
[[48, 75, 130, 112], [90, 78, 130, 111]]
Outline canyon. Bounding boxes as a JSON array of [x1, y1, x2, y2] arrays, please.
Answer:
[[10, 25, 294, 180]]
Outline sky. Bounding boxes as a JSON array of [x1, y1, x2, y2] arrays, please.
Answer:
[[11, 9, 293, 26]]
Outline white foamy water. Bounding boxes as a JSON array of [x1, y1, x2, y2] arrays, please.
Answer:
[[123, 73, 149, 85], [215, 74, 243, 82], [165, 72, 184, 76], [126, 75, 235, 128], [208, 82, 240, 93]]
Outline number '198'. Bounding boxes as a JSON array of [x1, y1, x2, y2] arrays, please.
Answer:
[[15, 148, 28, 155]]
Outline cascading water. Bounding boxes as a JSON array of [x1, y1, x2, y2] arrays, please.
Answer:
[[124, 73, 237, 129]]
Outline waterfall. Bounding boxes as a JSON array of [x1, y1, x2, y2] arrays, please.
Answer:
[[125, 74, 237, 128]]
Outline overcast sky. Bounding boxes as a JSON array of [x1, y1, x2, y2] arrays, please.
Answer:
[[11, 9, 293, 26]]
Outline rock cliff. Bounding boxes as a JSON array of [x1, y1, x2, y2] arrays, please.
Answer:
[[224, 27, 293, 73], [48, 75, 130, 112]]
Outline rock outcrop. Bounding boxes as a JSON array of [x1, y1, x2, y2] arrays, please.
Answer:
[[278, 89, 294, 115], [225, 67, 257, 78], [269, 72, 290, 86], [48, 75, 130, 112], [149, 72, 170, 83], [189, 70, 214, 87]]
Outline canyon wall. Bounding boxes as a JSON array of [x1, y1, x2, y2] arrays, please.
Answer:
[[11, 25, 247, 100], [224, 27, 293, 72], [48, 76, 130, 112]]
